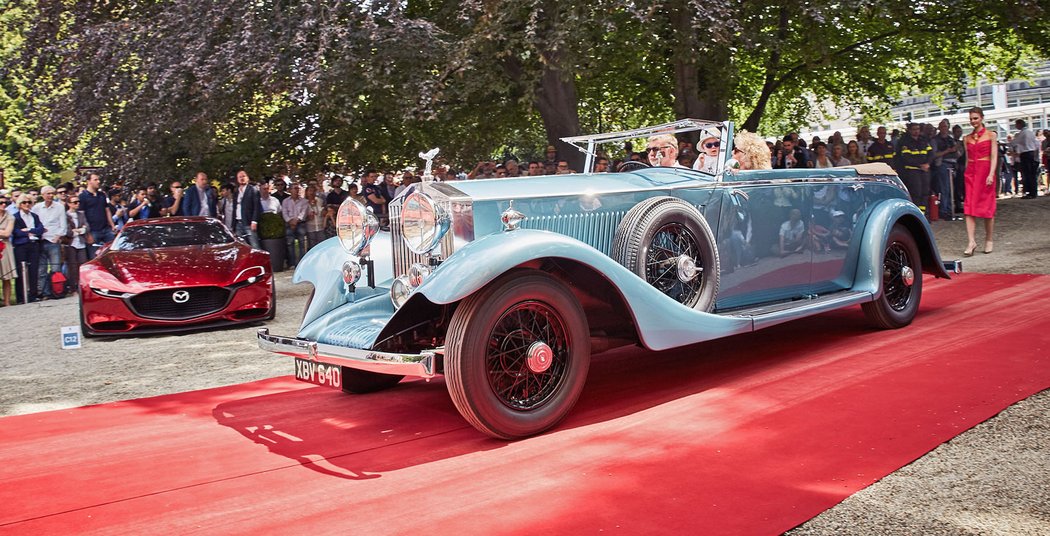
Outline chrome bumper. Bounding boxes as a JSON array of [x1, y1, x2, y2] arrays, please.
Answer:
[[257, 328, 439, 379]]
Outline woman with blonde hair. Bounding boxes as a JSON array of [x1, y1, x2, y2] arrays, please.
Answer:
[[732, 131, 772, 170]]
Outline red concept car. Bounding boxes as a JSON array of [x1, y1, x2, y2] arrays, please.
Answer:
[[79, 217, 275, 336]]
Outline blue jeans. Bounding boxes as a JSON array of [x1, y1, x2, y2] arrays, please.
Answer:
[[285, 223, 308, 267], [235, 221, 261, 249], [37, 241, 64, 297], [89, 226, 116, 258], [933, 164, 953, 219]]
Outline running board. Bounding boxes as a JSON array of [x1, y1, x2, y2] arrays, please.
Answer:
[[719, 290, 873, 331], [943, 260, 962, 274]]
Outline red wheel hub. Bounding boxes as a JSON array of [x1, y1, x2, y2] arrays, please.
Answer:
[[526, 341, 554, 373]]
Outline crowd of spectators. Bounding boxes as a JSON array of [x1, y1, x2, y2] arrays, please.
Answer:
[[1, 117, 1047, 306]]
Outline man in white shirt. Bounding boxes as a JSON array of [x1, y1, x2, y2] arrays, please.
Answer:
[[233, 170, 262, 249], [259, 182, 281, 214], [1011, 119, 1040, 198], [646, 134, 687, 168], [281, 183, 309, 267], [31, 186, 69, 298]]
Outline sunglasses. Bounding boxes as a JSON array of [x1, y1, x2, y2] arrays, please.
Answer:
[[0, 201, 7, 206], [68, 200, 80, 205], [20, 201, 31, 205], [56, 191, 67, 194], [704, 141, 720, 149], [646, 146, 673, 153]]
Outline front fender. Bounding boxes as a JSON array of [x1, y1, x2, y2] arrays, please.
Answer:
[[415, 229, 753, 351], [853, 199, 950, 296], [293, 233, 394, 330]]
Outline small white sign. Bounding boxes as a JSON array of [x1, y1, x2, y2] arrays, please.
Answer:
[[61, 326, 82, 350]]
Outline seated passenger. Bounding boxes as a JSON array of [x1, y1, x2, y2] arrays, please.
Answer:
[[732, 131, 772, 171], [693, 131, 721, 173], [646, 134, 685, 167]]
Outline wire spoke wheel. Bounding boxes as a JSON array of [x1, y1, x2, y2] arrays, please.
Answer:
[[487, 301, 569, 410], [862, 223, 922, 329], [444, 270, 590, 439], [883, 242, 913, 311], [612, 197, 719, 311], [645, 223, 703, 305]]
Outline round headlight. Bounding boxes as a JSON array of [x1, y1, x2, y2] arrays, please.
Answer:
[[341, 260, 362, 285], [337, 198, 379, 255], [407, 263, 431, 287], [401, 192, 450, 255], [390, 275, 412, 308]]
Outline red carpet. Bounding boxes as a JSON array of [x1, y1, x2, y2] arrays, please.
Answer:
[[1, 273, 1048, 535]]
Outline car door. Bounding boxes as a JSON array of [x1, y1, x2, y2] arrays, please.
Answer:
[[808, 181, 867, 292], [714, 182, 813, 311]]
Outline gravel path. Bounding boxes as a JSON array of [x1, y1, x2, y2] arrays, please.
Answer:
[[1, 195, 1047, 535]]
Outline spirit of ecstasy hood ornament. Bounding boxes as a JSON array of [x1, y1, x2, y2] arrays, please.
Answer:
[[419, 148, 440, 182]]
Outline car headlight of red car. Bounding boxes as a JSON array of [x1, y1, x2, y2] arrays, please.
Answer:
[[90, 287, 134, 299], [234, 266, 267, 285]]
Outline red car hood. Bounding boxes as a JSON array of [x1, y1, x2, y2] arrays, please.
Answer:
[[97, 243, 256, 288]]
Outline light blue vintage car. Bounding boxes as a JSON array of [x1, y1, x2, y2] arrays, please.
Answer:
[[259, 119, 958, 439]]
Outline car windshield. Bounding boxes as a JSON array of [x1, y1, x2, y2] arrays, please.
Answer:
[[113, 221, 234, 250]]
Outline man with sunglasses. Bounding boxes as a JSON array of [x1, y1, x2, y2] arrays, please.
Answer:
[[646, 134, 685, 168]]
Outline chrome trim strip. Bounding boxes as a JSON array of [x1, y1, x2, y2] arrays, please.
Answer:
[[258, 328, 439, 378], [450, 174, 899, 203]]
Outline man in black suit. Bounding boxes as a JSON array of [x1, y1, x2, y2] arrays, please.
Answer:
[[233, 170, 263, 248], [183, 172, 218, 218]]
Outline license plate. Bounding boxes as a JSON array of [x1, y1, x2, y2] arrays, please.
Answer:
[[294, 358, 342, 389]]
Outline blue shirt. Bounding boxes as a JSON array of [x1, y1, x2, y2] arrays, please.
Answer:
[[79, 189, 110, 230]]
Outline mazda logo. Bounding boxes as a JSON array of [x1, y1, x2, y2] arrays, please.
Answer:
[[172, 290, 190, 304]]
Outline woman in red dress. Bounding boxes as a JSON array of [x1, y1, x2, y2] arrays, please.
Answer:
[[963, 107, 998, 256]]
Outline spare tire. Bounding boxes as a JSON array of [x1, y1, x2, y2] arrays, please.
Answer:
[[611, 197, 719, 311]]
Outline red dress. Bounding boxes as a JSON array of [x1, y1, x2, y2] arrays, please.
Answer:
[[964, 133, 996, 218]]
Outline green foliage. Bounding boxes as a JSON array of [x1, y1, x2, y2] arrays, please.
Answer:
[[257, 212, 286, 240], [1, 0, 1048, 181]]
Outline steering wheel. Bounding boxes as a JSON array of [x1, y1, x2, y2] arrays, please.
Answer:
[[616, 161, 651, 172]]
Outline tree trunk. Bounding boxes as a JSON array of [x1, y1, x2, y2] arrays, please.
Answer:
[[741, 6, 790, 132], [668, 2, 728, 145], [533, 50, 584, 172]]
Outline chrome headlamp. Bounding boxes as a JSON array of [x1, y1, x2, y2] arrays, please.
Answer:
[[401, 191, 450, 255], [336, 198, 379, 255], [390, 263, 433, 308]]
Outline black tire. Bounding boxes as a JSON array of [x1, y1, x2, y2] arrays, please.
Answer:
[[862, 223, 923, 329], [79, 298, 96, 338], [444, 270, 590, 439], [265, 276, 277, 320], [611, 197, 719, 311], [340, 368, 404, 394]]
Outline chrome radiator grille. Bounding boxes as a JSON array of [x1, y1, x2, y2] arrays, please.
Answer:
[[519, 210, 628, 255], [388, 196, 458, 278]]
